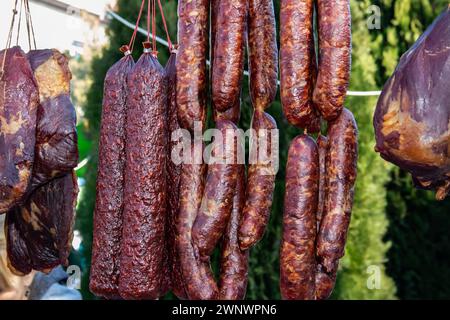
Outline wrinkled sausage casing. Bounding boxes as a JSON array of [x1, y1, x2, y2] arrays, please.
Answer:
[[219, 165, 249, 300], [315, 264, 337, 300], [316, 134, 328, 230], [119, 52, 168, 300], [313, 0, 352, 121], [317, 108, 358, 274], [27, 49, 79, 191], [177, 143, 219, 300], [5, 172, 78, 276], [192, 120, 239, 258], [90, 53, 134, 299], [239, 110, 277, 250], [280, 135, 318, 300], [280, 0, 320, 132], [212, 0, 247, 112], [177, 0, 209, 131], [164, 52, 187, 299], [248, 0, 278, 111], [0, 46, 39, 213], [211, 0, 241, 124]]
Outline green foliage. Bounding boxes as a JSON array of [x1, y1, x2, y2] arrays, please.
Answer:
[[373, 0, 450, 300], [330, 0, 396, 300]]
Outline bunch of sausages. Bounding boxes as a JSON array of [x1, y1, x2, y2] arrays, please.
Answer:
[[91, 0, 357, 300], [90, 0, 279, 300], [0, 46, 79, 275], [279, 0, 358, 300]]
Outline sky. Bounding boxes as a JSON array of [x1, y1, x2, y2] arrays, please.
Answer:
[[0, 0, 115, 53]]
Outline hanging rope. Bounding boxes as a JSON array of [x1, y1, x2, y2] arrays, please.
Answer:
[[1, 0, 20, 80], [127, 0, 146, 53], [156, 0, 173, 52], [106, 8, 381, 96]]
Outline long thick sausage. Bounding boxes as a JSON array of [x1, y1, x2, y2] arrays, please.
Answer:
[[313, 0, 352, 121], [27, 49, 79, 190], [316, 134, 328, 230], [219, 165, 249, 300], [280, 135, 318, 300], [192, 120, 239, 258], [0, 46, 39, 213], [248, 0, 278, 111], [118, 48, 168, 300], [212, 0, 247, 112], [280, 0, 320, 132], [89, 48, 134, 299], [177, 0, 209, 131], [177, 143, 219, 300], [316, 108, 358, 274], [164, 51, 187, 299], [239, 110, 277, 250]]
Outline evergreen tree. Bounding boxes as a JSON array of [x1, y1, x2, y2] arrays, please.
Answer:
[[330, 0, 396, 299]]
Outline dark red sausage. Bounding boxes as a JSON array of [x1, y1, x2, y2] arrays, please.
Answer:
[[280, 0, 320, 132], [177, 0, 209, 131], [315, 264, 337, 300], [89, 50, 134, 299], [316, 108, 358, 274], [280, 134, 318, 300], [211, 0, 241, 124], [118, 49, 168, 300], [316, 134, 328, 231], [239, 110, 277, 250], [313, 0, 352, 121], [27, 49, 79, 190], [212, 0, 247, 112], [177, 143, 219, 300], [248, 0, 278, 111], [163, 51, 187, 299], [0, 46, 39, 213], [219, 165, 249, 300], [192, 120, 239, 258], [6, 172, 78, 276]]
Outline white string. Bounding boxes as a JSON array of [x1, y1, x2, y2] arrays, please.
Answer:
[[106, 9, 381, 97]]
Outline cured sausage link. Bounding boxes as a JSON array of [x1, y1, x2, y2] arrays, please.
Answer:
[[248, 0, 278, 111], [239, 110, 277, 250], [280, 135, 318, 300], [118, 50, 168, 300], [316, 108, 358, 274], [164, 52, 187, 299], [192, 120, 239, 258], [177, 0, 209, 132], [211, 0, 241, 124], [212, 0, 247, 113], [316, 134, 328, 231], [89, 50, 134, 299], [177, 143, 219, 300], [219, 165, 249, 300], [280, 0, 320, 132], [313, 0, 352, 121]]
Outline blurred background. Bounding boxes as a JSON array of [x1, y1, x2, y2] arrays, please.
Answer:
[[1, 0, 449, 300]]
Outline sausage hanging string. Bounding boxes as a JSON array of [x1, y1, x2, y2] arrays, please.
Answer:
[[24, 0, 37, 50], [152, 0, 157, 54], [15, 0, 23, 47], [1, 0, 19, 80], [106, 8, 381, 97], [128, 0, 146, 53], [156, 0, 173, 52]]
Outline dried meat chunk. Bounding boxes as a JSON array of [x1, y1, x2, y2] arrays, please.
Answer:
[[27, 49, 78, 190], [5, 172, 78, 275], [0, 46, 39, 213]]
